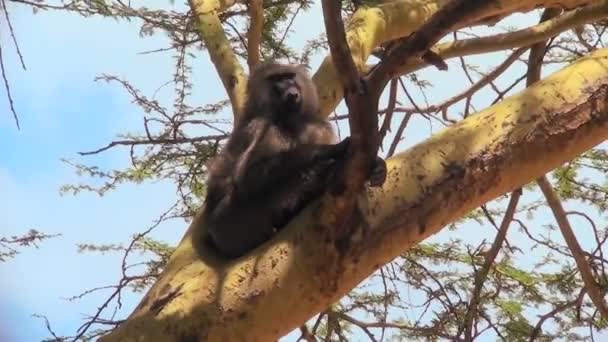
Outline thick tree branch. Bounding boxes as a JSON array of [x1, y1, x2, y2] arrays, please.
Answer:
[[313, 0, 598, 117], [395, 1, 608, 77], [101, 47, 608, 342], [190, 0, 247, 120], [367, 0, 496, 90], [320, 0, 381, 235]]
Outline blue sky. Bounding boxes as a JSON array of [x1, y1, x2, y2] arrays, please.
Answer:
[[0, 2, 191, 340], [0, 2, 606, 341]]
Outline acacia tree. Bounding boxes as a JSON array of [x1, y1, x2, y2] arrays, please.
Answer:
[[4, 0, 608, 341]]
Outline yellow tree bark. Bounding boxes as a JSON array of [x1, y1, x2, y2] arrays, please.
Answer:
[[100, 46, 608, 342], [312, 0, 595, 116]]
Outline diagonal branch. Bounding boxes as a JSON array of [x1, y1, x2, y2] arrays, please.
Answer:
[[0, 20, 20, 129], [189, 0, 247, 120], [409, 47, 529, 117], [321, 0, 360, 94], [366, 0, 497, 92], [461, 190, 522, 341], [537, 176, 608, 320]]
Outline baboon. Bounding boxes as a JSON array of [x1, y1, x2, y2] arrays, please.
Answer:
[[202, 63, 385, 258]]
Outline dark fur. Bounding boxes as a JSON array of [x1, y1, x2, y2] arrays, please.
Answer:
[[203, 63, 388, 258], [202, 63, 349, 258]]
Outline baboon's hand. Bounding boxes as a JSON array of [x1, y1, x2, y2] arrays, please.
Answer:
[[368, 156, 387, 187]]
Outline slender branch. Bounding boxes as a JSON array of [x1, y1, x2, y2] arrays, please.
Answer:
[[537, 176, 608, 320], [386, 112, 413, 158], [0, 29, 20, 129], [379, 79, 398, 144], [1, 0, 26, 69], [413, 47, 528, 117], [526, 8, 564, 84], [529, 290, 584, 341], [461, 190, 522, 341], [246, 0, 263, 70], [321, 0, 360, 93]]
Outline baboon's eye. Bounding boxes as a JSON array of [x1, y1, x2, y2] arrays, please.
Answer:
[[266, 72, 296, 82]]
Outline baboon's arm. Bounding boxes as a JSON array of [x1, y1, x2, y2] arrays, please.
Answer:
[[234, 138, 350, 197]]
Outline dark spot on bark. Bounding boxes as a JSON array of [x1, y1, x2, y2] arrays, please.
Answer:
[[444, 161, 465, 180], [418, 219, 427, 234], [177, 332, 198, 342], [335, 236, 350, 255], [246, 289, 264, 303], [149, 283, 183, 315], [228, 74, 237, 90]]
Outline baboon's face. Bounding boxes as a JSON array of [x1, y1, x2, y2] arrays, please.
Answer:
[[246, 63, 319, 122], [266, 71, 302, 115]]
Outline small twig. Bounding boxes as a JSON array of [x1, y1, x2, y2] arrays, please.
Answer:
[[0, 32, 20, 129], [1, 0, 26, 69], [379, 79, 398, 145], [78, 134, 227, 156], [529, 289, 584, 341], [277, 2, 304, 53], [480, 205, 513, 250], [335, 312, 379, 342], [32, 314, 63, 341]]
